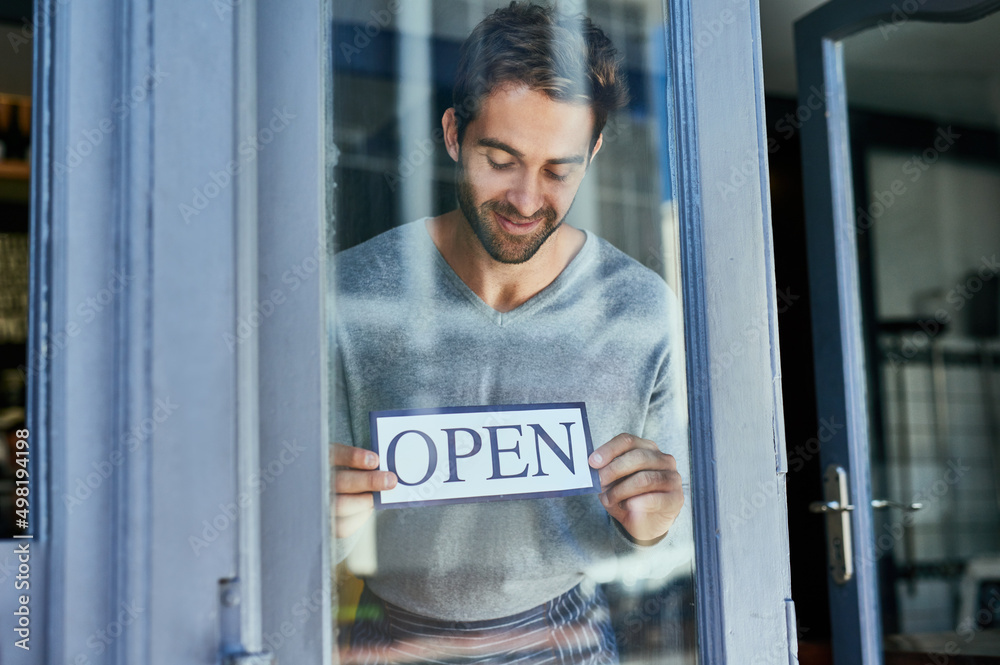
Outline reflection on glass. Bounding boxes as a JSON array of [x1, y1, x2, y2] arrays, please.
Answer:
[[329, 2, 696, 662], [844, 10, 1000, 659]]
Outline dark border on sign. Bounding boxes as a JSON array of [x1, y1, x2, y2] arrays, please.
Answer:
[[374, 484, 602, 511], [368, 402, 601, 510]]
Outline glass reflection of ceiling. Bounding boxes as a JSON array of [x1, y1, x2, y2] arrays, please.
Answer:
[[842, 9, 1000, 130]]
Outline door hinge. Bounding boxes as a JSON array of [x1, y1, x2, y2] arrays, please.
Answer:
[[219, 578, 276, 665]]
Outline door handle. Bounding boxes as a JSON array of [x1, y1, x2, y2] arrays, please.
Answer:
[[812, 464, 854, 584], [809, 500, 855, 513], [871, 499, 923, 511]]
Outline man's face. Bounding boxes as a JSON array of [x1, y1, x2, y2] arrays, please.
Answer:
[[448, 85, 601, 264]]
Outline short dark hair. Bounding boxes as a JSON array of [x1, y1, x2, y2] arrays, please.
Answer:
[[452, 2, 629, 151]]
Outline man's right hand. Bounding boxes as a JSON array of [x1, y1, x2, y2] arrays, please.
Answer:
[[332, 443, 397, 540]]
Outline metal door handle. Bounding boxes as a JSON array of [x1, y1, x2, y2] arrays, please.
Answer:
[[809, 500, 855, 513], [871, 499, 923, 511], [812, 465, 854, 584]]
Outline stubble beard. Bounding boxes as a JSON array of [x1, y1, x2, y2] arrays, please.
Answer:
[[455, 160, 565, 265]]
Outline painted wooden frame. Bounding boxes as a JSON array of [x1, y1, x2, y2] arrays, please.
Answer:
[[0, 0, 292, 662], [794, 1, 1000, 663], [680, 0, 796, 661]]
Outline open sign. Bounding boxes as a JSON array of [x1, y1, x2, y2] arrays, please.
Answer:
[[370, 403, 599, 509]]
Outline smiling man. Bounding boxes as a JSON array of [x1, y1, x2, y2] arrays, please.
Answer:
[[333, 3, 689, 663]]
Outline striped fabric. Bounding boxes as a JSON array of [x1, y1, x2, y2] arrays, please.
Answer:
[[341, 583, 619, 665]]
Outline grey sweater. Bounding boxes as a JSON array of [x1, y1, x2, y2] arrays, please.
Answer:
[[333, 219, 689, 621]]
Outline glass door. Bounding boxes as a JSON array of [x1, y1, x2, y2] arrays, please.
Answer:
[[328, 2, 698, 662], [842, 12, 1000, 661], [795, 1, 1000, 663]]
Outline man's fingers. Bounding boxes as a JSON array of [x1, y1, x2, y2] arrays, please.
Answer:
[[332, 442, 379, 470], [602, 469, 681, 508], [588, 433, 657, 468], [330, 446, 390, 540], [619, 488, 684, 515], [335, 468, 397, 494], [597, 448, 673, 488], [335, 492, 374, 518], [591, 434, 684, 544]]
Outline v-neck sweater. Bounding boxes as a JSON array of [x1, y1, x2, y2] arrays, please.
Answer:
[[333, 219, 690, 621]]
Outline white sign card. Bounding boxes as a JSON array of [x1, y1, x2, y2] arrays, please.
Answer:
[[369, 402, 600, 509]]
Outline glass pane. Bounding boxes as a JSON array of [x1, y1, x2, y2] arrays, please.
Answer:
[[843, 11, 1000, 660], [328, 2, 697, 662]]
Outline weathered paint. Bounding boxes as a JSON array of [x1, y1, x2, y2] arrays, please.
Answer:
[[683, 0, 795, 662]]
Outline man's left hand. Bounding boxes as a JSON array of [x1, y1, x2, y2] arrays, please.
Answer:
[[588, 433, 683, 545]]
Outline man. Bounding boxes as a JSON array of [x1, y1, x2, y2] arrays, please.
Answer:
[[333, 3, 688, 663]]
